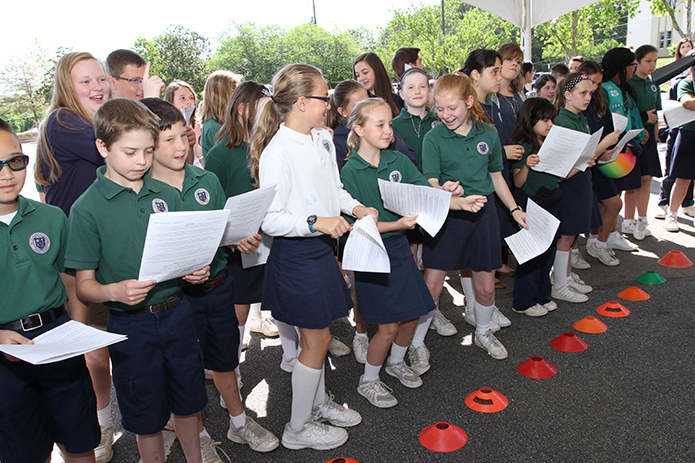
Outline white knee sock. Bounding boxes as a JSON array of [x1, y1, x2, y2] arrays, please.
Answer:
[[97, 404, 112, 427], [249, 303, 262, 321], [553, 251, 570, 288], [460, 276, 476, 313], [312, 364, 327, 409], [363, 361, 382, 382], [237, 324, 245, 361], [411, 311, 434, 347], [289, 361, 322, 431], [389, 342, 408, 364], [275, 320, 297, 361], [474, 301, 494, 335]]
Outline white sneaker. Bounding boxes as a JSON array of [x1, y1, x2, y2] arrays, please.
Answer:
[[281, 421, 348, 450], [492, 306, 512, 328], [587, 241, 620, 266], [314, 394, 362, 427], [655, 204, 668, 219], [464, 309, 500, 332], [633, 218, 652, 240], [280, 356, 297, 373], [357, 376, 398, 408], [352, 335, 369, 364], [665, 212, 680, 232], [247, 316, 279, 337], [542, 300, 558, 312], [621, 219, 635, 234], [429, 309, 457, 336], [200, 435, 227, 463], [227, 416, 280, 453], [569, 272, 592, 294], [606, 231, 638, 252], [329, 336, 350, 357], [512, 303, 548, 317], [551, 283, 589, 303], [474, 330, 508, 360], [407, 344, 431, 375], [385, 359, 422, 388], [683, 205, 695, 217], [570, 249, 591, 269], [95, 425, 114, 463]]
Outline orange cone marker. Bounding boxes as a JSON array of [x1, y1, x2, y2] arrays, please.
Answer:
[[573, 316, 608, 333], [550, 332, 589, 352], [618, 286, 650, 301], [419, 422, 467, 452], [658, 251, 693, 268], [596, 301, 630, 318], [465, 387, 508, 413], [325, 459, 360, 463]]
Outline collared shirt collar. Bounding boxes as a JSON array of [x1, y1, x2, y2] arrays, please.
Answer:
[[94, 165, 161, 200], [439, 117, 485, 139], [347, 148, 398, 171], [182, 164, 205, 195]]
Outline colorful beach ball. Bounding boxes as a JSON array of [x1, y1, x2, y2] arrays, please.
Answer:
[[597, 147, 636, 179]]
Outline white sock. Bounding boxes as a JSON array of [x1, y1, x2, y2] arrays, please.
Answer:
[[249, 303, 262, 321], [474, 301, 494, 335], [312, 364, 327, 409], [588, 234, 598, 244], [389, 342, 408, 364], [639, 216, 647, 222], [97, 405, 112, 427], [596, 240, 608, 248], [354, 332, 368, 340], [411, 312, 434, 347], [460, 276, 475, 313], [553, 251, 570, 288], [237, 324, 245, 359], [289, 361, 322, 431], [276, 320, 297, 360], [623, 218, 633, 227], [230, 411, 247, 429], [611, 231, 621, 239], [363, 361, 382, 382], [200, 427, 211, 439]]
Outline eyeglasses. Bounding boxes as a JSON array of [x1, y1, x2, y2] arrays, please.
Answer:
[[292, 96, 331, 105], [0, 154, 29, 172], [113, 76, 144, 86]]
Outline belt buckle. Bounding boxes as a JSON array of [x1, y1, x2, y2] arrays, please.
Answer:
[[20, 313, 43, 332]]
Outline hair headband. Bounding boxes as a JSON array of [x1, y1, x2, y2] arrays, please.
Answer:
[[400, 67, 428, 84], [564, 74, 590, 93]]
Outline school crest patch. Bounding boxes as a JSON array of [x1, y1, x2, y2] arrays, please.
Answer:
[[477, 142, 490, 155], [194, 188, 210, 206], [651, 84, 657, 93], [431, 120, 441, 129], [29, 232, 50, 254], [389, 170, 402, 183], [322, 140, 332, 153], [152, 198, 169, 213]]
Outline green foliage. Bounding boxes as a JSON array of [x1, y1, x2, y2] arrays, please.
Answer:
[[38, 46, 72, 103], [209, 22, 364, 84], [0, 95, 45, 133], [376, 1, 518, 78], [133, 25, 211, 94], [535, 0, 639, 63], [644, 0, 692, 39]]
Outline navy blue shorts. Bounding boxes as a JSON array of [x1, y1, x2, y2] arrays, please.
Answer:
[[263, 235, 352, 329], [184, 273, 240, 372], [107, 295, 207, 435], [355, 234, 435, 324], [423, 194, 502, 272], [225, 248, 264, 304], [0, 313, 100, 462]]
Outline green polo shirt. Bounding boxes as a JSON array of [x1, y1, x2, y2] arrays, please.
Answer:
[[511, 142, 560, 197], [341, 148, 431, 239], [205, 140, 255, 198], [677, 78, 695, 132], [179, 164, 228, 278], [629, 74, 662, 116], [65, 166, 184, 312], [1, 196, 68, 324], [554, 107, 590, 134], [392, 108, 439, 172], [421, 119, 503, 196]]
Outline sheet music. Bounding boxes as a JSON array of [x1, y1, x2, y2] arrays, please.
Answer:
[[377, 179, 451, 237], [220, 185, 276, 246], [598, 129, 644, 164], [662, 99, 695, 128], [341, 215, 390, 273], [573, 128, 603, 171], [611, 112, 628, 133], [241, 234, 273, 269], [532, 125, 601, 177], [504, 199, 560, 265]]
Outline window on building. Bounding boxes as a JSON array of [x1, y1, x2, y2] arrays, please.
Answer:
[[660, 31, 665, 49]]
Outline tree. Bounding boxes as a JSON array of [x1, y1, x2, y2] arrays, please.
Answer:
[[645, 0, 692, 40], [134, 25, 211, 94], [534, 0, 639, 63]]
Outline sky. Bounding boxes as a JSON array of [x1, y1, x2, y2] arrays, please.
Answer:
[[1, 0, 441, 65]]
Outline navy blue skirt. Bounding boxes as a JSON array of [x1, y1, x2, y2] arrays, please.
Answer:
[[263, 235, 352, 329], [355, 234, 435, 324], [559, 170, 593, 235], [422, 194, 502, 272], [638, 125, 663, 177], [613, 159, 642, 191], [224, 248, 264, 304], [590, 192, 603, 229], [591, 166, 620, 200], [670, 129, 695, 180]]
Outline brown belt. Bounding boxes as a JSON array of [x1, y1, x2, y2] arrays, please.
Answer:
[[184, 268, 229, 294], [130, 295, 180, 317]]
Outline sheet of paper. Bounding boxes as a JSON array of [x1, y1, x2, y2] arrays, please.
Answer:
[[377, 179, 451, 237], [138, 209, 230, 282], [341, 215, 390, 273], [598, 129, 644, 164], [504, 199, 560, 265], [0, 320, 127, 365], [573, 127, 604, 171], [532, 125, 595, 177], [241, 234, 273, 269], [181, 106, 195, 125], [662, 99, 695, 129], [611, 112, 628, 133], [220, 185, 276, 246]]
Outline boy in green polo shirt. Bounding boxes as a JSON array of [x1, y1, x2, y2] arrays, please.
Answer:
[[0, 118, 101, 462], [65, 99, 210, 463], [142, 98, 279, 455]]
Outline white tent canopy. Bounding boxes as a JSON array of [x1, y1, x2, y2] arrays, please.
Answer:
[[463, 0, 601, 61]]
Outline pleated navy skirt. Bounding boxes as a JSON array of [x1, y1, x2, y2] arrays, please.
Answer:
[[224, 248, 264, 305], [559, 170, 592, 235]]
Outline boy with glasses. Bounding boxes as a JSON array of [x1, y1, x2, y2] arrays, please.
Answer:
[[106, 49, 164, 100]]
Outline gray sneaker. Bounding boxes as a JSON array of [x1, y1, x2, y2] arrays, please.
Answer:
[[474, 330, 508, 360], [227, 416, 279, 453], [352, 335, 369, 364], [357, 376, 398, 408], [200, 435, 227, 463], [329, 336, 350, 357], [314, 394, 362, 427], [385, 359, 422, 388], [407, 344, 431, 375], [281, 420, 348, 450], [429, 309, 457, 336]]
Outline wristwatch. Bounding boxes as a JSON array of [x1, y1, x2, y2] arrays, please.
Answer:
[[307, 214, 317, 233]]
